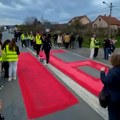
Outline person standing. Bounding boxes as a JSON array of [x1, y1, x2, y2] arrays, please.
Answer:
[[70, 33, 75, 49], [63, 33, 70, 49], [89, 37, 95, 59], [2, 40, 10, 78], [0, 40, 2, 77], [0, 32, 2, 41], [77, 34, 83, 48], [42, 34, 52, 65], [0, 40, 4, 90], [94, 37, 100, 58], [111, 37, 117, 53], [100, 53, 120, 120], [26, 33, 30, 47], [35, 33, 42, 57], [21, 33, 26, 47], [6, 39, 20, 81], [29, 32, 34, 47], [57, 34, 63, 48], [53, 33, 58, 46], [103, 38, 111, 60]]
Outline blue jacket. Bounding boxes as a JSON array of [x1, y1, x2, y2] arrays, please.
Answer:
[[100, 67, 120, 102]]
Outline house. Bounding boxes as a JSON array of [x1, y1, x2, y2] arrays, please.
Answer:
[[92, 15, 120, 31], [68, 15, 91, 25]]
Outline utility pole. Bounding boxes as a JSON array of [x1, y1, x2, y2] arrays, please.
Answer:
[[103, 2, 113, 38]]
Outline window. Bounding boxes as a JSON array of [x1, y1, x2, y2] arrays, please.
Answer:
[[94, 24, 97, 27], [99, 18, 101, 21]]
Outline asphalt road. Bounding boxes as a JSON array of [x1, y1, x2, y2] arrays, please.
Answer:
[[0, 31, 107, 120]]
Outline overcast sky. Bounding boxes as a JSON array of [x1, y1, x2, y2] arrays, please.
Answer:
[[0, 0, 120, 25]]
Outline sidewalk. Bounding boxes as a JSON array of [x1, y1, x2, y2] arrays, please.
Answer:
[[67, 47, 120, 66]]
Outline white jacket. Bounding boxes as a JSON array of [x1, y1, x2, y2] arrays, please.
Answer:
[[57, 35, 63, 43]]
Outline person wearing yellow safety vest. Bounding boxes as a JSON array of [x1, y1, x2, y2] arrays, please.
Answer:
[[26, 32, 30, 47], [89, 37, 95, 59], [0, 40, 2, 77], [2, 40, 10, 78], [35, 33, 42, 57], [21, 33, 27, 48], [29, 32, 34, 47], [6, 39, 20, 81], [0, 40, 4, 90], [94, 37, 100, 58]]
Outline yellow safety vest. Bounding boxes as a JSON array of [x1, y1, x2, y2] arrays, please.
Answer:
[[6, 45, 18, 62], [1, 49, 6, 62], [35, 35, 42, 45], [30, 35, 34, 40], [0, 46, 2, 61], [90, 38, 95, 49], [21, 34, 25, 40]]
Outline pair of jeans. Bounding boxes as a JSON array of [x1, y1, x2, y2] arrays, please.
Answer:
[[9, 61, 18, 78], [104, 48, 110, 60]]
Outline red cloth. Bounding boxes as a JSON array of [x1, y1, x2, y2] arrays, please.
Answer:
[[17, 52, 78, 119]]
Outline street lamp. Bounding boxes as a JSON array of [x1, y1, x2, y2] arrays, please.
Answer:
[[103, 1, 113, 38]]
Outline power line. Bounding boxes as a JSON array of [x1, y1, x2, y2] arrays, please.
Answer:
[[57, 5, 120, 23], [86, 7, 109, 16], [59, 7, 110, 22]]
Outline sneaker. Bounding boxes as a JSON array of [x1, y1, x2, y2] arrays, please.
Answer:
[[0, 86, 3, 90], [44, 63, 46, 65], [13, 77, 16, 80], [37, 56, 40, 60], [1, 85, 3, 88], [8, 77, 12, 82]]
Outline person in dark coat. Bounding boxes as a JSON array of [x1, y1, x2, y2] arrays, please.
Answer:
[[2, 40, 10, 78], [42, 34, 52, 65], [103, 38, 111, 60], [100, 53, 120, 120], [0, 32, 2, 41], [53, 33, 58, 46], [77, 34, 83, 48]]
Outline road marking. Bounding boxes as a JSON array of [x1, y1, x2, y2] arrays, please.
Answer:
[[27, 47, 108, 120], [61, 48, 112, 67]]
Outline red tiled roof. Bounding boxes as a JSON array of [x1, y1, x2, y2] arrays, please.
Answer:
[[100, 15, 120, 25]]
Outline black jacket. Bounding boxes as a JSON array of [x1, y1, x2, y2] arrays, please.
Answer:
[[42, 37, 52, 51], [100, 67, 120, 102]]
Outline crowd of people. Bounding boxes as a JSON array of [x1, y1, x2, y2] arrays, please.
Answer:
[[0, 30, 120, 120], [89, 35, 117, 59], [18, 32, 84, 50]]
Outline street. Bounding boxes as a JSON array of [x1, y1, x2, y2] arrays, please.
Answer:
[[0, 31, 110, 120]]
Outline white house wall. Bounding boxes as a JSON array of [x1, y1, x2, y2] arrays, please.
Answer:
[[80, 17, 90, 25], [92, 17, 108, 28]]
